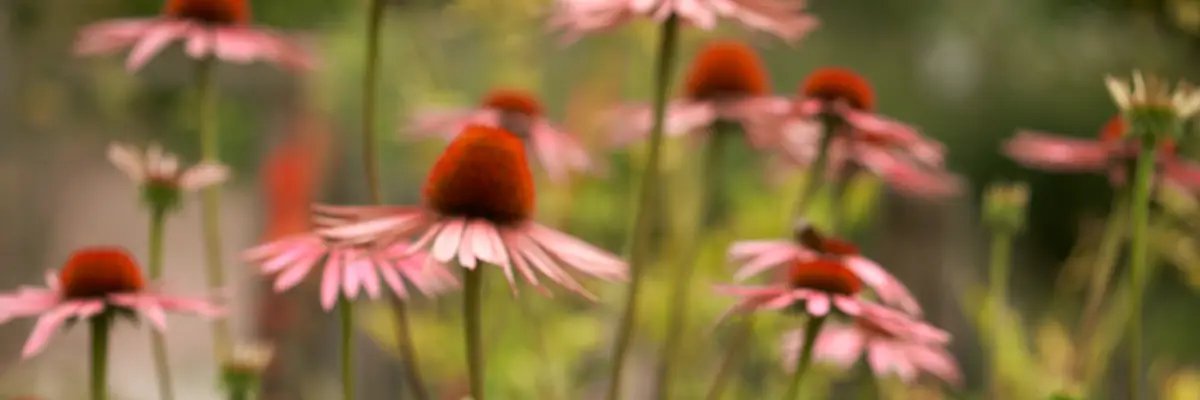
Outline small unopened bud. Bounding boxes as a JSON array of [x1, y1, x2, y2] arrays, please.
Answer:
[[220, 341, 275, 397], [983, 182, 1029, 233], [791, 218, 823, 249]]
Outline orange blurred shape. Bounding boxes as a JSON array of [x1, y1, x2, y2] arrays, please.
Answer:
[[260, 111, 334, 241]]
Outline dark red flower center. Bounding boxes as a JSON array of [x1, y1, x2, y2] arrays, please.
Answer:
[[58, 247, 146, 299], [801, 67, 876, 111], [481, 89, 543, 117], [787, 259, 862, 295], [423, 124, 536, 225], [794, 222, 861, 256], [683, 41, 770, 100], [1098, 114, 1176, 156], [164, 0, 250, 25]]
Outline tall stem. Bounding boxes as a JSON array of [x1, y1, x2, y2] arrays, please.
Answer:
[[606, 15, 680, 400], [195, 57, 231, 358], [782, 316, 826, 400], [339, 296, 356, 400], [987, 226, 1013, 397], [704, 316, 755, 400], [655, 127, 730, 399], [361, 1, 428, 397], [147, 209, 176, 400], [90, 313, 112, 400], [793, 120, 838, 215], [464, 267, 486, 400], [1075, 193, 1128, 392], [1126, 135, 1157, 400]]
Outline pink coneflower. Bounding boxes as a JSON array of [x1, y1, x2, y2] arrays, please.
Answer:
[[612, 41, 796, 157], [319, 124, 628, 298], [789, 67, 960, 198], [243, 205, 458, 311], [727, 220, 922, 316], [1005, 115, 1200, 189], [108, 142, 230, 210], [407, 89, 595, 183], [716, 258, 872, 317], [0, 247, 222, 357], [550, 0, 819, 43], [781, 304, 962, 386], [74, 0, 313, 72]]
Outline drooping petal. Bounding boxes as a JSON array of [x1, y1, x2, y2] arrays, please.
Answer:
[[107, 142, 148, 182], [126, 20, 194, 71], [178, 162, 231, 191], [1004, 131, 1113, 172], [21, 303, 84, 358]]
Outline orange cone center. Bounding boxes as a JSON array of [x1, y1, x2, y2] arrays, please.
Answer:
[[58, 247, 146, 299], [683, 41, 770, 100], [164, 0, 250, 25], [801, 67, 876, 111], [787, 259, 862, 295], [423, 125, 536, 225]]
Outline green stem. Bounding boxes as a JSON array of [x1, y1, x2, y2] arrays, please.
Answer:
[[227, 385, 251, 400], [195, 57, 231, 358], [606, 15, 680, 400], [90, 313, 112, 400], [704, 316, 756, 400], [464, 267, 486, 400], [340, 296, 356, 400], [782, 316, 827, 400], [793, 120, 838, 216], [1126, 134, 1158, 400], [826, 174, 850, 234], [655, 126, 730, 399], [146, 208, 176, 400], [1076, 193, 1128, 393], [361, 1, 429, 398], [856, 366, 879, 400], [987, 227, 1013, 398]]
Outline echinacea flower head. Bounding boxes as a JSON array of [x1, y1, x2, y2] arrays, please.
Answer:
[[319, 125, 628, 299], [108, 142, 229, 213], [781, 304, 962, 386], [220, 340, 275, 387], [716, 258, 871, 318], [407, 88, 595, 183], [727, 219, 922, 315], [1105, 71, 1200, 137], [550, 0, 819, 44], [1005, 115, 1200, 190], [74, 0, 313, 72], [0, 247, 223, 358], [788, 67, 959, 198], [244, 206, 458, 311]]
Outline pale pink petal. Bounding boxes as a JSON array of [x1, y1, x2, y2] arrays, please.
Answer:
[[378, 261, 410, 299], [524, 223, 627, 281], [845, 257, 922, 316], [1004, 131, 1113, 172], [273, 260, 315, 292], [341, 252, 363, 300], [805, 294, 831, 316], [75, 19, 157, 55], [184, 30, 213, 59], [733, 246, 805, 281], [106, 142, 147, 182], [319, 255, 342, 311], [512, 233, 596, 299], [432, 219, 466, 264], [1164, 159, 1200, 190], [21, 303, 83, 358], [127, 21, 194, 71], [474, 223, 515, 291], [813, 325, 868, 367], [359, 259, 383, 300], [178, 163, 230, 191]]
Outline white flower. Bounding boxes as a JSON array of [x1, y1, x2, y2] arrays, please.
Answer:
[[223, 341, 275, 374], [107, 142, 230, 190], [1105, 70, 1200, 119]]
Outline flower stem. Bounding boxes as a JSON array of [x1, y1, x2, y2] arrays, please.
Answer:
[[1126, 134, 1158, 400], [90, 313, 112, 400], [793, 119, 839, 216], [704, 316, 755, 400], [340, 296, 355, 400], [147, 208, 176, 400], [195, 56, 232, 358], [782, 316, 826, 400], [361, 1, 429, 398], [655, 125, 730, 399], [1076, 193, 1128, 392], [606, 15, 680, 400], [464, 267, 486, 400], [987, 223, 1013, 397]]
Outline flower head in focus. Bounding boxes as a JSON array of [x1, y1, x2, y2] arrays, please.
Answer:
[[788, 67, 960, 198], [550, 0, 819, 43], [1005, 115, 1200, 191], [406, 88, 596, 183], [0, 247, 223, 358], [108, 142, 229, 213], [611, 41, 799, 157], [781, 304, 962, 386], [74, 0, 314, 72], [244, 205, 459, 311], [319, 124, 628, 299], [1106, 71, 1200, 139], [725, 218, 922, 316]]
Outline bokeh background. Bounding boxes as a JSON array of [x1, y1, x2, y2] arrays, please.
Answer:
[[3, 0, 1200, 398]]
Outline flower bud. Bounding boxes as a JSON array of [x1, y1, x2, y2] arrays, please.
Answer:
[[983, 182, 1029, 233]]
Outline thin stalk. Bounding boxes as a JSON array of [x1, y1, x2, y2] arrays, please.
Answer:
[[793, 119, 838, 215], [1126, 134, 1158, 400], [1075, 193, 1128, 391], [340, 296, 356, 400], [782, 316, 827, 400], [90, 313, 112, 400], [464, 267, 486, 400], [606, 15, 681, 400], [655, 127, 730, 399], [195, 56, 232, 358], [147, 208, 176, 400], [855, 367, 879, 400], [987, 227, 1013, 398], [361, 1, 428, 397], [704, 316, 756, 400]]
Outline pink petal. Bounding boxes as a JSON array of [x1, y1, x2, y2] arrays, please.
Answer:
[[1164, 159, 1200, 190], [320, 255, 342, 311], [21, 302, 83, 358], [1004, 131, 1113, 172], [273, 259, 315, 292], [127, 21, 193, 71], [432, 219, 466, 264], [804, 294, 830, 316]]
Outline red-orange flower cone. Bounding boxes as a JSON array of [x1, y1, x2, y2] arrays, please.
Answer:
[[0, 247, 223, 358], [319, 124, 628, 298], [74, 0, 313, 72], [406, 88, 597, 183], [715, 258, 869, 317]]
